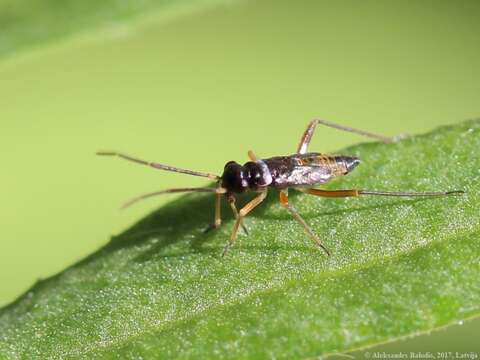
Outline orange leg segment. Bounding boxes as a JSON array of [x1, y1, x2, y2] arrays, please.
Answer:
[[222, 190, 268, 256], [300, 188, 463, 198], [227, 195, 249, 236], [300, 188, 359, 198], [214, 192, 222, 227], [248, 150, 258, 161]]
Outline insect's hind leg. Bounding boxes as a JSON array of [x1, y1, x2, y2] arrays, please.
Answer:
[[296, 119, 395, 154], [279, 189, 330, 256], [299, 188, 464, 198]]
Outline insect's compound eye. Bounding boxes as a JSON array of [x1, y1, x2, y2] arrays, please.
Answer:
[[221, 162, 248, 193]]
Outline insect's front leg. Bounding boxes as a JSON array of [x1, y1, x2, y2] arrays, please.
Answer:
[[227, 194, 249, 236], [223, 190, 268, 256], [203, 191, 223, 233]]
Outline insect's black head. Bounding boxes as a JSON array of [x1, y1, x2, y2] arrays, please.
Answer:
[[221, 161, 248, 193], [221, 161, 272, 193]]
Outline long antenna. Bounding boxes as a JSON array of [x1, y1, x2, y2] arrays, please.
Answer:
[[122, 187, 226, 209], [97, 151, 220, 180]]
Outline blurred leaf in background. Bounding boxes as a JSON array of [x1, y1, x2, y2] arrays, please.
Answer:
[[0, 0, 479, 357], [0, 0, 231, 59]]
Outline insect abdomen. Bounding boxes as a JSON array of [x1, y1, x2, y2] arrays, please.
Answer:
[[312, 154, 360, 176], [263, 153, 360, 188]]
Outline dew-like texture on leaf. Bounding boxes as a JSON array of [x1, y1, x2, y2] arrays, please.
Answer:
[[0, 0, 231, 59], [0, 120, 479, 358]]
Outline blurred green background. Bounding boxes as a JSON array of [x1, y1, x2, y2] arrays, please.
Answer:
[[1, 0, 479, 354]]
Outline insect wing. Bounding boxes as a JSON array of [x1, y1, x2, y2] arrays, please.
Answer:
[[264, 153, 337, 188]]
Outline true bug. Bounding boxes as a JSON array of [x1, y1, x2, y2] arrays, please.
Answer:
[[98, 119, 463, 256]]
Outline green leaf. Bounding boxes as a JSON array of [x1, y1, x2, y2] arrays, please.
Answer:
[[0, 0, 230, 60], [1, 120, 479, 358]]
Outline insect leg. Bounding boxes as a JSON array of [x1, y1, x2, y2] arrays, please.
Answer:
[[214, 192, 222, 227], [297, 119, 394, 154], [298, 188, 360, 197], [204, 190, 224, 233], [247, 150, 258, 161], [299, 188, 464, 198], [279, 189, 330, 256], [222, 190, 268, 257], [227, 194, 249, 235]]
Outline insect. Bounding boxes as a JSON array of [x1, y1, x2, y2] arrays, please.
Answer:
[[98, 119, 463, 256]]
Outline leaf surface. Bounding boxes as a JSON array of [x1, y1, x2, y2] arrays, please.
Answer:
[[0, 120, 479, 358]]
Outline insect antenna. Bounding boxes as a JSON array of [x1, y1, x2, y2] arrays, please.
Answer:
[[122, 187, 227, 209], [97, 151, 220, 180]]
